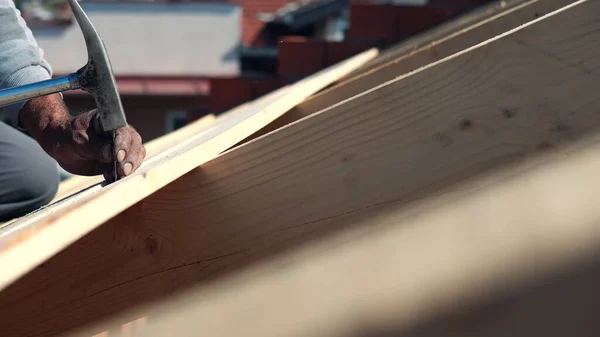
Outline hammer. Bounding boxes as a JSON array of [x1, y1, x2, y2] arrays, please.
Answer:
[[0, 0, 126, 181]]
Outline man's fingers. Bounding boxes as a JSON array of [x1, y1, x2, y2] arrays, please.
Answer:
[[117, 149, 126, 162], [112, 126, 145, 179], [78, 136, 113, 164], [101, 143, 112, 162], [69, 111, 112, 163], [84, 140, 113, 163], [113, 129, 132, 162], [53, 110, 147, 180]]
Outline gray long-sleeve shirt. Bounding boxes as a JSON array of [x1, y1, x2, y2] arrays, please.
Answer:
[[0, 0, 53, 127]]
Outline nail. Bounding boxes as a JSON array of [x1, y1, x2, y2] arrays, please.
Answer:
[[117, 149, 126, 162], [123, 162, 133, 175]]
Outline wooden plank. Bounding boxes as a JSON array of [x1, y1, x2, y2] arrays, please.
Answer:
[[0, 114, 219, 230], [0, 47, 377, 293], [141, 114, 218, 158], [240, 0, 573, 143], [68, 127, 600, 337], [343, 0, 545, 79], [49, 114, 219, 203], [2, 0, 599, 335]]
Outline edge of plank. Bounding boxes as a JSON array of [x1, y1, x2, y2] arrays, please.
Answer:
[[286, 0, 584, 134], [49, 114, 219, 202], [342, 0, 536, 79], [238, 0, 572, 145], [312, 0, 569, 106], [0, 47, 378, 292]]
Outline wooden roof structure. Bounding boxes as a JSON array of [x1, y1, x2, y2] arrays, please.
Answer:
[[1, 0, 600, 335]]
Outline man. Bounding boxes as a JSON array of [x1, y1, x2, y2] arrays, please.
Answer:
[[0, 0, 146, 221]]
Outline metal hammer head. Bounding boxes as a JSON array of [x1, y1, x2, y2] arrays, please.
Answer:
[[68, 0, 127, 132]]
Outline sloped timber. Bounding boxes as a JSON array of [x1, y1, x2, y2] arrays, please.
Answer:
[[49, 114, 219, 204], [240, 0, 574, 143], [1, 0, 598, 335], [341, 0, 544, 79], [0, 48, 377, 294], [70, 130, 600, 337], [0, 113, 219, 229]]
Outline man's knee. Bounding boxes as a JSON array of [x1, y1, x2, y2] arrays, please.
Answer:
[[0, 155, 60, 221], [0, 122, 60, 220], [18, 158, 60, 208]]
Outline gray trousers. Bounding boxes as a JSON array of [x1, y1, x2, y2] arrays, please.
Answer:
[[0, 121, 60, 222]]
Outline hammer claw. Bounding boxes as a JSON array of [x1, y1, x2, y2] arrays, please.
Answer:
[[68, 0, 127, 133]]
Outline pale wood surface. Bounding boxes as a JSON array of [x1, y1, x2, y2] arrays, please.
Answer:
[[241, 0, 573, 143], [49, 114, 218, 203], [0, 114, 219, 230], [30, 110, 229, 238], [69, 125, 600, 337], [0, 48, 377, 296], [342, 0, 534, 79], [0, 1, 597, 336]]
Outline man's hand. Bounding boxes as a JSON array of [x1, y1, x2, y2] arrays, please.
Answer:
[[19, 94, 146, 182]]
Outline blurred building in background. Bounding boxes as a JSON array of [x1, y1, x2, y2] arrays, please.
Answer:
[[13, 0, 495, 143], [19, 0, 236, 141]]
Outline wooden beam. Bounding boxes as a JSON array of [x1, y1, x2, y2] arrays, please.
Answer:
[[2, 0, 599, 335], [0, 47, 377, 292], [240, 0, 573, 143], [68, 127, 600, 337]]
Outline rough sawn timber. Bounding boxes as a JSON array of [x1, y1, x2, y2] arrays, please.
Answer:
[[0, 47, 377, 293], [241, 0, 575, 143], [2, 0, 600, 336]]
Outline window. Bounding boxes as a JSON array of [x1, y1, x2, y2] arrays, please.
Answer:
[[165, 110, 188, 133]]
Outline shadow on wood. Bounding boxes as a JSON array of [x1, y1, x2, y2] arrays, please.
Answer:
[[1, 0, 599, 335], [70, 117, 600, 337]]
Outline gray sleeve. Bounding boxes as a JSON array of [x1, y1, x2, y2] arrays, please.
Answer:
[[0, 0, 53, 127]]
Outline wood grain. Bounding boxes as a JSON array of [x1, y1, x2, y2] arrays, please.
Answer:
[[241, 0, 573, 143], [2, 1, 599, 336], [342, 0, 533, 79], [0, 47, 376, 295], [69, 126, 600, 337]]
